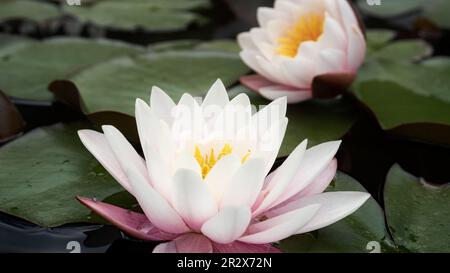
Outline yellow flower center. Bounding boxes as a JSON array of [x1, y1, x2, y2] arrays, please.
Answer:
[[194, 144, 251, 179], [276, 13, 325, 58]]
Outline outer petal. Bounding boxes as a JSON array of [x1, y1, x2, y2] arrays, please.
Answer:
[[337, 0, 359, 29], [239, 204, 320, 244], [101, 125, 150, 187], [346, 25, 366, 71], [77, 130, 132, 193], [259, 86, 312, 103], [240, 74, 276, 92], [319, 16, 347, 52], [213, 242, 281, 253], [201, 206, 251, 244], [251, 97, 287, 137], [172, 169, 218, 231], [297, 158, 337, 197], [237, 32, 257, 51], [265, 191, 370, 234], [77, 197, 177, 241], [275, 140, 341, 206], [317, 49, 346, 75], [153, 234, 213, 253], [257, 7, 278, 28], [279, 57, 316, 88], [253, 140, 308, 216], [250, 117, 288, 176], [202, 79, 229, 116], [127, 168, 190, 234], [221, 158, 266, 208], [240, 51, 278, 83], [150, 86, 176, 125]]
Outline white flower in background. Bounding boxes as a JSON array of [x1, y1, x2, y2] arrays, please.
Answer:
[[238, 0, 366, 103], [77, 79, 369, 253]]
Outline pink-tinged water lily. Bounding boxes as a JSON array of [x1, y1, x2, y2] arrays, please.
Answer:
[[77, 79, 369, 253], [238, 0, 366, 103]]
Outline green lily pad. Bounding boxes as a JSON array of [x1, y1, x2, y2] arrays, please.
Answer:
[[355, 60, 450, 103], [424, 0, 450, 29], [357, 0, 424, 18], [369, 40, 432, 62], [422, 57, 450, 73], [352, 32, 450, 145], [366, 30, 432, 62], [149, 39, 241, 54], [68, 50, 249, 116], [0, 38, 144, 101], [64, 0, 209, 31], [357, 0, 450, 29], [0, 0, 61, 22], [0, 34, 34, 55], [353, 80, 450, 145], [280, 172, 394, 253], [384, 164, 450, 252], [0, 122, 127, 227], [366, 29, 396, 51], [228, 86, 357, 157]]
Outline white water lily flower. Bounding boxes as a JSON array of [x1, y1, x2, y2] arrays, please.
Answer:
[[238, 0, 366, 103], [77, 79, 369, 253]]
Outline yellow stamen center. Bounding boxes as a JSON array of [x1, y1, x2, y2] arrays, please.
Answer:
[[276, 13, 325, 58], [194, 144, 251, 179]]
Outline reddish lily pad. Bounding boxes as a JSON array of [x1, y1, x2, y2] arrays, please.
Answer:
[[0, 90, 25, 143]]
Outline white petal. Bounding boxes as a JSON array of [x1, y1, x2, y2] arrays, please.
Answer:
[[150, 86, 176, 125], [173, 93, 205, 143], [172, 148, 201, 175], [253, 140, 308, 216], [319, 16, 347, 51], [279, 57, 316, 88], [266, 19, 290, 43], [238, 204, 320, 244], [202, 79, 229, 110], [201, 206, 251, 244], [257, 7, 278, 27], [250, 117, 288, 176], [101, 125, 149, 187], [221, 158, 266, 208], [346, 25, 366, 71], [78, 130, 132, 193], [337, 0, 359, 29], [251, 96, 287, 138], [237, 32, 257, 51], [324, 0, 341, 22], [127, 168, 189, 234], [297, 158, 337, 197], [141, 140, 171, 199], [317, 49, 346, 74], [206, 155, 241, 202], [277, 140, 342, 204], [135, 98, 171, 164], [297, 192, 370, 233], [240, 51, 278, 83], [230, 92, 251, 110], [172, 169, 218, 231], [298, 41, 319, 60], [265, 191, 370, 234]]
